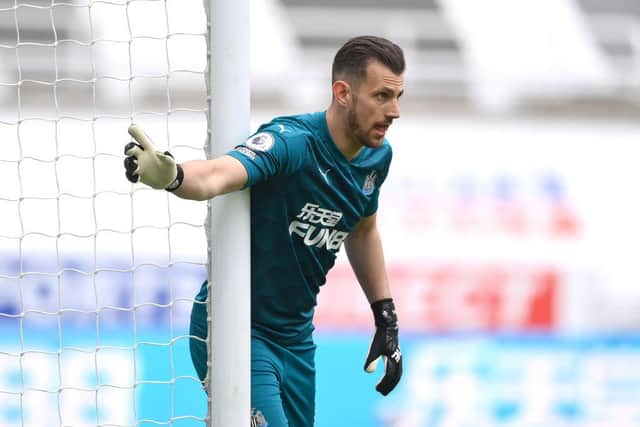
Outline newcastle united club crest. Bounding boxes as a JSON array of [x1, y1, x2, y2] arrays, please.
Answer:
[[362, 170, 377, 196]]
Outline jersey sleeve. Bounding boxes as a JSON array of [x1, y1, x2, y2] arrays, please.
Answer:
[[363, 145, 393, 217], [226, 123, 310, 187]]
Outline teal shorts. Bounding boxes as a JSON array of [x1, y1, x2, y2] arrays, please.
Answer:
[[189, 281, 316, 427]]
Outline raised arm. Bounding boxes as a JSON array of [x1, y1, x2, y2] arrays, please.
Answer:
[[123, 124, 248, 201]]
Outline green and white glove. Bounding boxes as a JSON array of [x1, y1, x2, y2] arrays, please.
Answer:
[[123, 124, 183, 191]]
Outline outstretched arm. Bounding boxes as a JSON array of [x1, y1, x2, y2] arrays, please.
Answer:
[[123, 124, 248, 201], [174, 156, 248, 201]]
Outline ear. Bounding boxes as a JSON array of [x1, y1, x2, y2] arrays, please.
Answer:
[[332, 80, 351, 107]]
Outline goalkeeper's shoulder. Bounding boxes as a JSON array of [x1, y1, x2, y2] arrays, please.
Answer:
[[249, 116, 316, 159], [256, 113, 320, 142]]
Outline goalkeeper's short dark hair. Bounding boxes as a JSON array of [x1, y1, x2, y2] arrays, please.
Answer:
[[332, 35, 405, 85]]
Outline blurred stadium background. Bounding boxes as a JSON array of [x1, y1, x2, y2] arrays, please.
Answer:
[[1, 0, 640, 426]]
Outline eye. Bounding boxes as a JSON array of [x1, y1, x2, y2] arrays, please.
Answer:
[[376, 92, 389, 101]]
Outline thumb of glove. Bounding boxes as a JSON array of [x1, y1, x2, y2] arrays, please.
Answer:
[[364, 332, 384, 373], [128, 124, 155, 151]]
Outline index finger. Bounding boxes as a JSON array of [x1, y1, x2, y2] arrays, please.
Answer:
[[128, 124, 154, 151]]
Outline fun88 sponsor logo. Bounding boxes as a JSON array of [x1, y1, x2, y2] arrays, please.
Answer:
[[289, 202, 348, 252]]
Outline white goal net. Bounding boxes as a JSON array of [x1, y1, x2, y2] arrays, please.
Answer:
[[0, 0, 213, 425]]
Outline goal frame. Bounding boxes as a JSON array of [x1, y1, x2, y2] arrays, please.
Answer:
[[207, 0, 251, 426]]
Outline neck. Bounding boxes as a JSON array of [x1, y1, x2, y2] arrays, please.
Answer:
[[326, 104, 362, 161]]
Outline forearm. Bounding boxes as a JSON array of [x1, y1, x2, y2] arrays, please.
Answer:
[[173, 156, 248, 201], [350, 217, 402, 396], [345, 224, 392, 303], [124, 125, 248, 200]]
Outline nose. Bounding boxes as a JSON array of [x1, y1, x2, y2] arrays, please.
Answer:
[[386, 98, 400, 120]]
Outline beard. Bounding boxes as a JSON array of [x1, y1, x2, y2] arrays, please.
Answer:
[[346, 97, 372, 148]]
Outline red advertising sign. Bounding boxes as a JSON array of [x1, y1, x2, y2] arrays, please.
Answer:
[[316, 262, 558, 332]]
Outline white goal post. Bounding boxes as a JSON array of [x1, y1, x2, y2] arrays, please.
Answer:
[[0, 0, 250, 426], [207, 0, 251, 425]]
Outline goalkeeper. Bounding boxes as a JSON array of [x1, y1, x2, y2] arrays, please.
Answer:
[[123, 35, 404, 427]]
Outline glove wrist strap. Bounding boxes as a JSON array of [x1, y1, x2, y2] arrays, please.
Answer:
[[371, 298, 397, 328], [165, 163, 184, 192]]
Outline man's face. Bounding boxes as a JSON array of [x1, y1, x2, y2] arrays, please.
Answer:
[[346, 61, 404, 149]]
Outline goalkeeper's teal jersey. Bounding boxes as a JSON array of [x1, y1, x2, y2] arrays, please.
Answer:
[[226, 111, 392, 344]]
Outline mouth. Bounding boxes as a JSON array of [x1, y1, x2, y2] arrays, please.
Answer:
[[373, 124, 390, 137]]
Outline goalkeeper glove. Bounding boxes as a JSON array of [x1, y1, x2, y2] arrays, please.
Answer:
[[364, 298, 403, 396], [123, 124, 184, 191]]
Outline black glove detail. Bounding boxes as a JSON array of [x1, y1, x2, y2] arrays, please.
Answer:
[[365, 298, 402, 396], [124, 141, 142, 155], [123, 155, 139, 183], [124, 142, 141, 183], [165, 162, 184, 192]]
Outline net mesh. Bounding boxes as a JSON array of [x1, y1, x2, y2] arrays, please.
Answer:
[[0, 0, 210, 425]]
